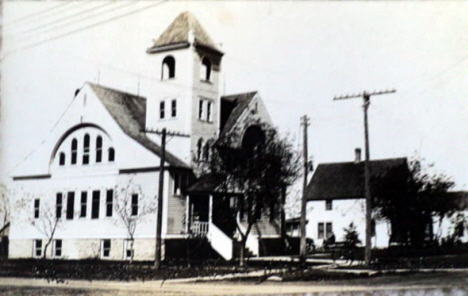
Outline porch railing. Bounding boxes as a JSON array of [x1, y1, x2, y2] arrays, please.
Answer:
[[191, 221, 209, 234]]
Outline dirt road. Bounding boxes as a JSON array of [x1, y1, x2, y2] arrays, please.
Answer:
[[0, 271, 467, 295]]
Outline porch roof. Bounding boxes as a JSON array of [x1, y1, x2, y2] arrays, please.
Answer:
[[187, 174, 242, 195]]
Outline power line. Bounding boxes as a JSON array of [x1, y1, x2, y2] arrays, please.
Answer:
[[2, 1, 73, 27], [2, 0, 169, 59], [15, 1, 118, 37]]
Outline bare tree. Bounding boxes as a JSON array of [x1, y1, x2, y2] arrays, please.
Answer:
[[0, 184, 10, 237], [30, 199, 62, 259], [113, 178, 156, 263], [200, 122, 301, 266]]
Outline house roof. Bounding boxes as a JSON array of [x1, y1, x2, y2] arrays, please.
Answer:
[[306, 158, 408, 201], [88, 83, 189, 168], [147, 11, 221, 54], [186, 174, 226, 194], [219, 92, 257, 138]]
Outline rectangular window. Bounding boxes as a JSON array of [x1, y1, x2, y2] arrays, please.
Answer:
[[80, 192, 87, 218], [131, 194, 138, 216], [171, 99, 177, 117], [207, 101, 212, 122], [34, 240, 42, 258], [56, 193, 62, 219], [318, 222, 324, 239], [53, 239, 62, 258], [325, 200, 332, 211], [66, 192, 74, 220], [102, 239, 111, 258], [124, 239, 134, 259], [326, 222, 333, 239], [198, 100, 204, 120], [106, 190, 113, 217], [91, 190, 100, 219], [34, 199, 40, 219], [159, 101, 165, 119]]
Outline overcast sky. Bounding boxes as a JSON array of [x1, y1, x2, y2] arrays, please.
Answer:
[[1, 1, 467, 189]]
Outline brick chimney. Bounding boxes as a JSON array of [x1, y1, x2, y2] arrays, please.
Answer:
[[354, 148, 362, 163]]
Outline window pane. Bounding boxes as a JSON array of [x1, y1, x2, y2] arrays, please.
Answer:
[[318, 223, 324, 239], [66, 192, 75, 220], [91, 190, 100, 219], [80, 192, 87, 217], [34, 199, 40, 218], [171, 100, 177, 117], [131, 194, 138, 216], [56, 193, 62, 218], [108, 148, 115, 162], [198, 100, 203, 119], [83, 134, 90, 165], [106, 190, 113, 217], [96, 136, 102, 163], [160, 101, 165, 119], [71, 139, 77, 165]]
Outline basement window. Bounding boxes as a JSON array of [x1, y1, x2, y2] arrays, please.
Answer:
[[33, 240, 42, 258], [101, 239, 111, 258], [53, 239, 62, 258]]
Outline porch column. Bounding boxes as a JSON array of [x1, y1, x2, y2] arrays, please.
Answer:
[[185, 195, 190, 233], [208, 195, 213, 225]]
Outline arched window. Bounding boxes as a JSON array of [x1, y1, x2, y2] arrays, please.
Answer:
[[162, 56, 175, 80], [83, 134, 90, 165], [200, 57, 211, 81], [71, 139, 78, 165], [196, 138, 203, 162], [59, 152, 66, 166], [96, 136, 102, 163], [108, 147, 115, 162]]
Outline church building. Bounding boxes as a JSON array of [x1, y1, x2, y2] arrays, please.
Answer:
[[9, 12, 280, 261]]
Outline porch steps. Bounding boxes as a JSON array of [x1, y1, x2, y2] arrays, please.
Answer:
[[233, 241, 254, 258]]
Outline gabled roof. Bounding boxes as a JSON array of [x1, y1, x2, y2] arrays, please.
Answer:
[[147, 11, 221, 54], [219, 92, 257, 138], [306, 158, 408, 201], [88, 83, 189, 168]]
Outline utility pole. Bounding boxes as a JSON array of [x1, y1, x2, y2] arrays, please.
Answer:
[[144, 128, 190, 269], [333, 89, 396, 265], [299, 115, 310, 264]]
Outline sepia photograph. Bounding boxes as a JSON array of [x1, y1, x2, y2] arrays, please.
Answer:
[[0, 1, 467, 295]]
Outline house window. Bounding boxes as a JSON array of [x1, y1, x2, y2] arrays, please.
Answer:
[[33, 240, 42, 258], [56, 193, 63, 219], [80, 192, 87, 218], [162, 56, 175, 80], [53, 239, 62, 258], [83, 134, 90, 165], [131, 194, 138, 216], [108, 148, 115, 162], [124, 239, 134, 259], [91, 190, 100, 219], [326, 222, 333, 239], [66, 192, 75, 220], [34, 199, 40, 219], [318, 222, 324, 239], [207, 101, 213, 122], [101, 239, 111, 258], [196, 138, 203, 161], [171, 99, 177, 118], [200, 57, 211, 81], [96, 136, 102, 163], [325, 200, 332, 211], [71, 139, 78, 165], [159, 101, 165, 119], [106, 190, 113, 217], [59, 152, 66, 166], [198, 100, 204, 120]]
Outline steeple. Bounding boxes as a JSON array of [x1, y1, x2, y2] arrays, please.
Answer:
[[147, 11, 222, 55]]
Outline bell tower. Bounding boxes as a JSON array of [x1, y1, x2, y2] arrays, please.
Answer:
[[146, 12, 224, 164]]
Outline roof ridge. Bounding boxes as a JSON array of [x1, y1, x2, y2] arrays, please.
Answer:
[[317, 157, 407, 166], [86, 82, 146, 100]]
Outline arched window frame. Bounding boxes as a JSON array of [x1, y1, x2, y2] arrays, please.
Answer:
[[83, 134, 90, 165], [200, 57, 211, 82], [96, 136, 103, 163], [108, 147, 115, 162], [71, 139, 78, 165], [161, 56, 175, 80], [59, 152, 66, 166]]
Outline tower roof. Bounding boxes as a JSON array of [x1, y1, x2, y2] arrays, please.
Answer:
[[147, 11, 222, 54]]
